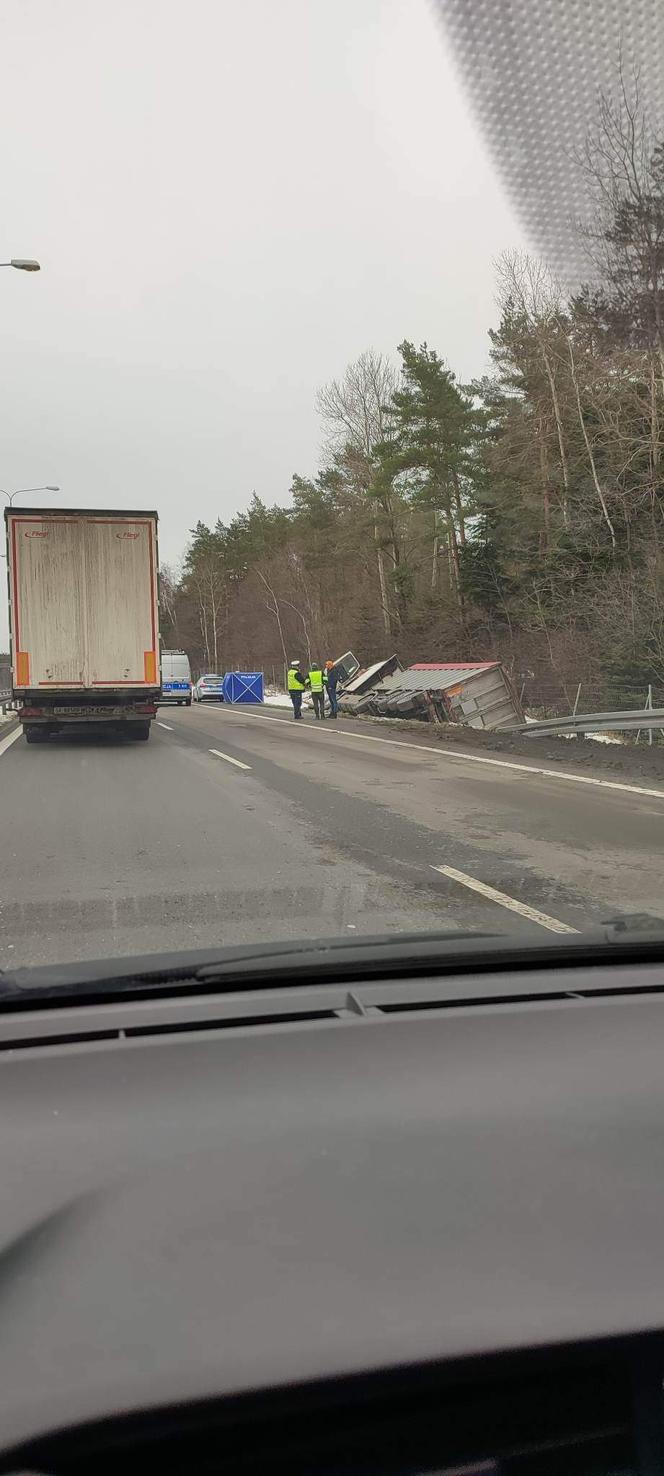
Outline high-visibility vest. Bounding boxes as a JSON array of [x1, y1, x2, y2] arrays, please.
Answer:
[[308, 668, 325, 692], [287, 667, 304, 691]]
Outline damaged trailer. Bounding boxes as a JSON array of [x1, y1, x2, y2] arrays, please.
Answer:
[[341, 661, 522, 731]]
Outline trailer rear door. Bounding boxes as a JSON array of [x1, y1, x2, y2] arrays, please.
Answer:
[[85, 519, 157, 687], [7, 512, 158, 691]]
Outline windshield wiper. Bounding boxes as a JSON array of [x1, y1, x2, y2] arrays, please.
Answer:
[[0, 914, 663, 1008], [0, 930, 500, 1004]]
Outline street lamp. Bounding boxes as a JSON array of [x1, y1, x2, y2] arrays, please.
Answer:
[[1, 485, 59, 506], [0, 259, 40, 272]]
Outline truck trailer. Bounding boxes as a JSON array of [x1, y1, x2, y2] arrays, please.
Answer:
[[4, 507, 161, 742]]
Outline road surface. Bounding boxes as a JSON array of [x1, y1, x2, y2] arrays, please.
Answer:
[[1, 704, 663, 969]]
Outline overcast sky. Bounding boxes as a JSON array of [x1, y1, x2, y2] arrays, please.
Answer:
[[1, 0, 523, 646]]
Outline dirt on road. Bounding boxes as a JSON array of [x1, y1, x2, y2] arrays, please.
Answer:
[[354, 714, 664, 784]]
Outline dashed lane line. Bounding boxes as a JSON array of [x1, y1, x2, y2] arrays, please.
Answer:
[[432, 864, 579, 935], [157, 722, 174, 730], [209, 747, 252, 771], [212, 707, 664, 805]]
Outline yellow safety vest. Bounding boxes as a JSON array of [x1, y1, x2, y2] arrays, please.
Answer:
[[308, 669, 324, 692], [287, 667, 304, 691]]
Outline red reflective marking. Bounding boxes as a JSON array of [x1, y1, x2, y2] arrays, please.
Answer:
[[148, 523, 156, 650], [9, 517, 158, 684], [10, 519, 20, 651]]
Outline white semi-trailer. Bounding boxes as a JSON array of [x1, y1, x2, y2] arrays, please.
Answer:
[[4, 507, 160, 743]]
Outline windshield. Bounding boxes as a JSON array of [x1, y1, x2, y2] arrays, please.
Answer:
[[1, 0, 663, 977]]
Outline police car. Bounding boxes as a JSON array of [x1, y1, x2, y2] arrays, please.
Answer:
[[193, 674, 225, 702]]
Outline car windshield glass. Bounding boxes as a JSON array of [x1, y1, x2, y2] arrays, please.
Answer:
[[0, 0, 662, 981]]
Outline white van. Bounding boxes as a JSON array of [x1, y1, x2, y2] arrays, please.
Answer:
[[161, 650, 192, 705]]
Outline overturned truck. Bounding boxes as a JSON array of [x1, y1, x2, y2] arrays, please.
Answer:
[[340, 661, 522, 731]]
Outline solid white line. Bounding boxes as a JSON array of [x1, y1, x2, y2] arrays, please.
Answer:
[[432, 864, 579, 934], [157, 722, 173, 730], [209, 747, 252, 771], [216, 708, 664, 804], [0, 725, 22, 759]]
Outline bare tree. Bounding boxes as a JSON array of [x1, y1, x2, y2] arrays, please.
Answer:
[[566, 337, 617, 551], [575, 65, 664, 516], [190, 553, 225, 670], [317, 349, 399, 637], [253, 567, 288, 673], [496, 250, 572, 528], [316, 349, 397, 458], [159, 564, 180, 643], [576, 67, 664, 358]]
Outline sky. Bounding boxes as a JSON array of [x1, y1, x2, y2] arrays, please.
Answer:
[[1, 0, 523, 647]]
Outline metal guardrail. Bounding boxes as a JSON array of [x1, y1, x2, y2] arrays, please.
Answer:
[[510, 707, 664, 737]]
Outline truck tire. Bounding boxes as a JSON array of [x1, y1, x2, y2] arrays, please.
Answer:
[[185, 698, 192, 707], [25, 727, 46, 744], [131, 722, 151, 741]]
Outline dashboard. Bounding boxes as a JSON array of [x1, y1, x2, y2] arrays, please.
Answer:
[[2, 957, 664, 1471]]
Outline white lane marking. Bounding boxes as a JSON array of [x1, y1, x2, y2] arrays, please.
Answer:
[[157, 722, 173, 730], [209, 747, 251, 771], [432, 864, 579, 934], [215, 708, 664, 804], [0, 725, 22, 759]]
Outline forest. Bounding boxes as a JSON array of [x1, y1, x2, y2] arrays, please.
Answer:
[[161, 80, 664, 713]]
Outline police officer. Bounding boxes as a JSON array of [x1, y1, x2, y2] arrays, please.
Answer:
[[287, 660, 307, 719], [308, 662, 326, 720]]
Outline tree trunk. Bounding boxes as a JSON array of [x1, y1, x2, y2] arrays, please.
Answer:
[[648, 350, 662, 550], [542, 345, 570, 529], [451, 470, 467, 544], [382, 487, 402, 592], [448, 517, 466, 629], [431, 510, 439, 591], [210, 585, 219, 670], [373, 506, 392, 637], [538, 415, 551, 553], [282, 600, 313, 667], [567, 338, 617, 552], [254, 569, 289, 670], [199, 601, 210, 668]]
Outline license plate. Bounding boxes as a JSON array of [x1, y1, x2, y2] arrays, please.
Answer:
[[52, 706, 123, 717]]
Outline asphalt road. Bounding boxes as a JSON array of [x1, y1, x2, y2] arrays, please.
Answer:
[[1, 703, 664, 969]]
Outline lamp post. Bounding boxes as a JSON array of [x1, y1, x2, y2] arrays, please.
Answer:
[[0, 259, 40, 272], [1, 485, 59, 507]]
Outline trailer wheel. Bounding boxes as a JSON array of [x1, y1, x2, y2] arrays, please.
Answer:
[[25, 727, 47, 744], [131, 722, 151, 741]]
